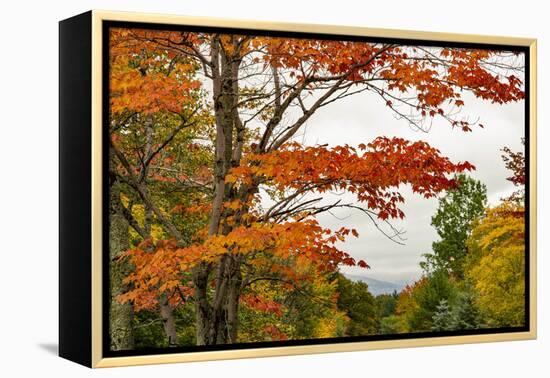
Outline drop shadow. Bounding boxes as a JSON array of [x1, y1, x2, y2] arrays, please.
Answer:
[[38, 343, 58, 356]]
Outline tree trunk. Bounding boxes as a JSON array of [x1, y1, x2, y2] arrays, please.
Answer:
[[136, 116, 181, 347], [109, 181, 135, 350], [194, 261, 214, 345], [224, 255, 242, 343], [194, 37, 248, 345], [159, 294, 179, 346]]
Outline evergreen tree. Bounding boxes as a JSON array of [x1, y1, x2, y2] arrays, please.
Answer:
[[414, 271, 457, 331], [431, 299, 458, 331], [453, 289, 484, 330]]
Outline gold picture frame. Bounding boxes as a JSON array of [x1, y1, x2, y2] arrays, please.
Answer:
[[59, 9, 537, 368]]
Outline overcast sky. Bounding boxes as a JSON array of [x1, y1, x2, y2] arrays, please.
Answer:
[[260, 70, 525, 285]]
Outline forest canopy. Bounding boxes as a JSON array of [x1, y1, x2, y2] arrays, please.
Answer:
[[106, 26, 526, 350]]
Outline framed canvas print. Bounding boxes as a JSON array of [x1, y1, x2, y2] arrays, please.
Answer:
[[59, 10, 537, 368]]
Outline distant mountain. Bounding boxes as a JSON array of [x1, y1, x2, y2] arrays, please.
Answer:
[[344, 274, 405, 296]]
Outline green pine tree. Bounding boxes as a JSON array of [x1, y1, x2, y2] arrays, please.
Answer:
[[431, 299, 458, 331]]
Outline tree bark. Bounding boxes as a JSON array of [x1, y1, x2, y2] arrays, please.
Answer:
[[224, 255, 242, 343], [109, 181, 135, 350], [194, 262, 212, 345], [159, 294, 179, 346], [194, 36, 246, 345]]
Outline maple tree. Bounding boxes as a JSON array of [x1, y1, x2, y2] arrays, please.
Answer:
[[501, 138, 526, 203], [108, 29, 214, 348], [463, 141, 526, 327], [108, 27, 525, 347], [464, 203, 525, 327]]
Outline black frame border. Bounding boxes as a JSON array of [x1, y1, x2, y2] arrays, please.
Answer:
[[59, 11, 93, 367], [101, 19, 531, 359]]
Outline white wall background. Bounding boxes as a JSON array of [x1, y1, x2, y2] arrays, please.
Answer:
[[0, 0, 546, 376]]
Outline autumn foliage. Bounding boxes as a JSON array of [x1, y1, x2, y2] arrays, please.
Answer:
[[229, 138, 474, 220], [107, 26, 526, 348], [387, 143, 526, 333]]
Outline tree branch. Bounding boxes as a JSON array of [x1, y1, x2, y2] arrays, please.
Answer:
[[111, 140, 185, 241]]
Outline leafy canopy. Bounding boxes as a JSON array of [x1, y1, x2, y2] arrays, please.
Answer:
[[421, 174, 487, 277]]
